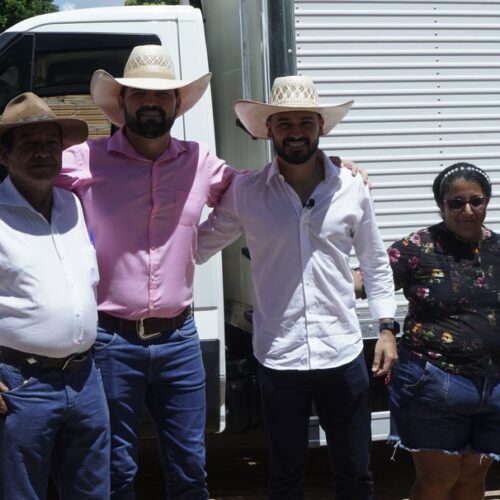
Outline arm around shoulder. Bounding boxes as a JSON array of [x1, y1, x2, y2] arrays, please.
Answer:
[[197, 177, 244, 264], [57, 142, 90, 191]]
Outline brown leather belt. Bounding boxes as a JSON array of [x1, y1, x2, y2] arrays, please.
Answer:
[[97, 307, 192, 340], [0, 346, 90, 371]]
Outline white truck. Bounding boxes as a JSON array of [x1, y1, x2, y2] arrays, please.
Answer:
[[1, 0, 499, 443]]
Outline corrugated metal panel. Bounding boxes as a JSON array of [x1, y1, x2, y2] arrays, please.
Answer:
[[294, 0, 500, 321]]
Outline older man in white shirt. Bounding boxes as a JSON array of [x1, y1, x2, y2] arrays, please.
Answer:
[[197, 76, 397, 500], [0, 92, 109, 500]]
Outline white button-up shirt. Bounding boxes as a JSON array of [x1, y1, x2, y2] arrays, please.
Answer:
[[0, 177, 99, 358], [197, 152, 396, 370]]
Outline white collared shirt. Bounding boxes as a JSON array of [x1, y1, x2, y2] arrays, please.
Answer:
[[197, 152, 396, 370], [0, 177, 99, 358]]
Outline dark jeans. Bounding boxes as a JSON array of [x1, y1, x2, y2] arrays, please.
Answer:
[[258, 351, 373, 500], [0, 355, 110, 499]]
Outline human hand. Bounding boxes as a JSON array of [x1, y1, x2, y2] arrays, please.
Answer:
[[372, 332, 397, 377], [330, 156, 371, 187], [352, 268, 366, 299], [0, 381, 9, 414]]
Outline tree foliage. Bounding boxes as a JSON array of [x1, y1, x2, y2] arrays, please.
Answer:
[[125, 0, 180, 5], [0, 0, 58, 32]]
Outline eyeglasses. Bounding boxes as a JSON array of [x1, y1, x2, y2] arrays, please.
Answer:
[[443, 196, 488, 211]]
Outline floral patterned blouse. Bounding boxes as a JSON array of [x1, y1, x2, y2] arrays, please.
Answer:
[[388, 222, 500, 378]]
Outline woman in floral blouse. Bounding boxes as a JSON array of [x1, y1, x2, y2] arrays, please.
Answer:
[[388, 162, 500, 500]]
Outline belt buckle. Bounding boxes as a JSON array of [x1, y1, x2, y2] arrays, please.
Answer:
[[136, 319, 162, 340]]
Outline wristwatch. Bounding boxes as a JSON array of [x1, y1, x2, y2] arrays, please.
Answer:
[[379, 321, 400, 335]]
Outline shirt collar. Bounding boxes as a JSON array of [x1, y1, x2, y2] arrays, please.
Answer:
[[107, 128, 186, 163], [266, 150, 341, 185], [0, 176, 65, 220]]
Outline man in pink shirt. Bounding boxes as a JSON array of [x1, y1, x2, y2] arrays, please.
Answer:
[[57, 45, 235, 499]]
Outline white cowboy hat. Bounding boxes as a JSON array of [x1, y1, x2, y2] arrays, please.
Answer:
[[0, 92, 88, 149], [234, 75, 353, 139], [90, 44, 212, 127]]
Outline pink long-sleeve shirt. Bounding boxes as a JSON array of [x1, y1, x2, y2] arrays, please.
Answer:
[[58, 129, 235, 320]]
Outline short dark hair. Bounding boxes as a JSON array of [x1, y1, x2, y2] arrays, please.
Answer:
[[432, 162, 492, 205]]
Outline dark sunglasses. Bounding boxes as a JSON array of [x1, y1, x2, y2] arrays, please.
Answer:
[[443, 196, 488, 211]]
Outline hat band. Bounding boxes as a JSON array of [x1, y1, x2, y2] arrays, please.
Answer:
[[271, 100, 321, 106], [16, 114, 55, 123], [125, 69, 176, 80]]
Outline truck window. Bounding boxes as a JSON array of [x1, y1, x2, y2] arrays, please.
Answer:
[[0, 34, 34, 112], [0, 32, 160, 111], [33, 33, 160, 96], [0, 32, 161, 139]]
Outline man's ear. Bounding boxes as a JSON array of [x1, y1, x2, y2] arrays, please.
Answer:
[[175, 92, 181, 117], [266, 119, 272, 139], [319, 115, 325, 136], [118, 93, 125, 113]]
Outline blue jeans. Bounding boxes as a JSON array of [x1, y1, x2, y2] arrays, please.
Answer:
[[389, 346, 500, 459], [258, 352, 373, 500], [0, 355, 110, 499], [94, 316, 208, 499]]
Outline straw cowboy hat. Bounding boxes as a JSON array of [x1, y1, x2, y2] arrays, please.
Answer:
[[0, 92, 88, 149], [234, 75, 354, 139], [90, 44, 212, 127]]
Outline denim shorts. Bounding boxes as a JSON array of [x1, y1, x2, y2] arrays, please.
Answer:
[[388, 347, 500, 460]]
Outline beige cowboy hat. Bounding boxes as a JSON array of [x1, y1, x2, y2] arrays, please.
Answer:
[[234, 75, 354, 139], [0, 92, 88, 149], [90, 44, 212, 127]]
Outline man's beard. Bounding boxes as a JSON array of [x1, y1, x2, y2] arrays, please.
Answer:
[[124, 106, 175, 139], [273, 137, 320, 165]]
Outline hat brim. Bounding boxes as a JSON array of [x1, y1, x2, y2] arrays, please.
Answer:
[[90, 69, 212, 127], [0, 117, 88, 150], [234, 99, 354, 139]]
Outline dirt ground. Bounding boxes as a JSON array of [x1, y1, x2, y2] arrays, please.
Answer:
[[46, 426, 500, 498], [132, 428, 500, 500]]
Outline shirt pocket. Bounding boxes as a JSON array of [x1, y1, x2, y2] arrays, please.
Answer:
[[175, 189, 204, 227], [82, 245, 99, 288]]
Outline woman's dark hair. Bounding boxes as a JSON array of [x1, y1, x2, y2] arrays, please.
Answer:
[[432, 162, 492, 205]]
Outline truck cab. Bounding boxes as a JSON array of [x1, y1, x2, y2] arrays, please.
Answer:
[[0, 5, 227, 434]]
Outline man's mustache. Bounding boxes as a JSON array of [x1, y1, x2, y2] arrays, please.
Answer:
[[137, 107, 166, 118], [284, 137, 309, 146]]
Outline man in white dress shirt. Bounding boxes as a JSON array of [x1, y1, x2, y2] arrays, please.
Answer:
[[197, 76, 397, 500], [0, 92, 110, 499]]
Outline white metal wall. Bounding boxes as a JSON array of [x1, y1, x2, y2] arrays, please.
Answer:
[[294, 0, 500, 324]]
